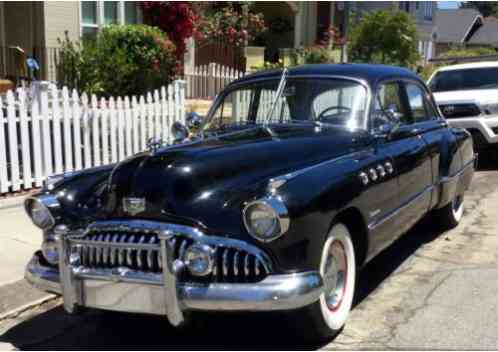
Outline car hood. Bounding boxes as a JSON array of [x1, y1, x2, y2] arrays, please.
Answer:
[[102, 125, 369, 236], [433, 89, 498, 105]]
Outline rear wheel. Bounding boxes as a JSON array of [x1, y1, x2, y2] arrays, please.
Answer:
[[293, 223, 357, 342], [437, 193, 464, 229]]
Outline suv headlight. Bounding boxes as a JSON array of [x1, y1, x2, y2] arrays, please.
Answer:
[[24, 195, 60, 229], [243, 197, 289, 242]]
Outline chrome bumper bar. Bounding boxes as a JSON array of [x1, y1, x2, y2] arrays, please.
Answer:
[[25, 252, 324, 324]]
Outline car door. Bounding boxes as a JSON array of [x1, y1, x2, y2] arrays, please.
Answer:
[[403, 80, 449, 209], [368, 80, 432, 252]]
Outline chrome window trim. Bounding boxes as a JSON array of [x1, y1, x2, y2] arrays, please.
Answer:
[[203, 74, 373, 133]]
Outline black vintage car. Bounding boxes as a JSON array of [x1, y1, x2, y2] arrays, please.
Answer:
[[25, 64, 475, 341]]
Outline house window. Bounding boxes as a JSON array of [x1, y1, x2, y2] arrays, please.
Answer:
[[80, 1, 142, 39], [424, 2, 433, 20]]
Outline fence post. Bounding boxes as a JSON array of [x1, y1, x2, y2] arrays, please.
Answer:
[[131, 96, 139, 154], [18, 87, 33, 190], [30, 83, 43, 186], [0, 95, 8, 193], [6, 90, 21, 191], [91, 94, 101, 167], [124, 96, 132, 157], [39, 82, 53, 181], [100, 97, 109, 165], [109, 97, 117, 163], [208, 63, 216, 98], [50, 84, 63, 174], [61, 87, 73, 172], [117, 97, 125, 161], [71, 89, 82, 171]]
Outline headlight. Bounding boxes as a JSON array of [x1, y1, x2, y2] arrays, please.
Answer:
[[184, 244, 215, 276], [25, 195, 59, 229], [243, 197, 289, 242]]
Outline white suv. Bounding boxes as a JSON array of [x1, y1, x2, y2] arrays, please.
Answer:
[[428, 61, 498, 150]]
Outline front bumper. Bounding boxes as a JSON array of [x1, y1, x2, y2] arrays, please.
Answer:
[[26, 252, 324, 325], [446, 116, 498, 144]]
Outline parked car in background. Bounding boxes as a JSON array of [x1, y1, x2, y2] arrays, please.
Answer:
[[428, 61, 498, 151], [25, 64, 475, 342]]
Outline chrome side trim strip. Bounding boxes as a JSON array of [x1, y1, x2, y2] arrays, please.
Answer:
[[368, 185, 434, 231], [440, 157, 476, 184]]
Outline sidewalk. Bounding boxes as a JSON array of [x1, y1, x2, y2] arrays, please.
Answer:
[[0, 196, 56, 319], [0, 200, 39, 287]]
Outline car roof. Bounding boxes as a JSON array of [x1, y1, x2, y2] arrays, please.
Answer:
[[435, 61, 498, 72], [230, 64, 420, 88]]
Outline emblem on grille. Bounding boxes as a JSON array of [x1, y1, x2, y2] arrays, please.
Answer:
[[123, 197, 146, 215]]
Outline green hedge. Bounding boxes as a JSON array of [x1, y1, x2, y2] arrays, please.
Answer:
[[58, 25, 178, 97]]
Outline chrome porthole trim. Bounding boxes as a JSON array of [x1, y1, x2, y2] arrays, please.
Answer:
[[385, 161, 394, 174], [359, 172, 369, 185], [376, 165, 386, 178], [242, 196, 290, 243], [368, 168, 378, 181]]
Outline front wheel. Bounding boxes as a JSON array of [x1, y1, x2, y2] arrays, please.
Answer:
[[293, 223, 357, 342]]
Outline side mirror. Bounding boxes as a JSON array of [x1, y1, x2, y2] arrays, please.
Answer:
[[186, 112, 202, 133], [385, 104, 403, 123], [171, 121, 189, 143]]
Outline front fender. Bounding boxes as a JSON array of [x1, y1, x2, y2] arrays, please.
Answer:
[[262, 151, 372, 273]]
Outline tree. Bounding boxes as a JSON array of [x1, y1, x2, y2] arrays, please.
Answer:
[[461, 2, 498, 17], [349, 10, 420, 67]]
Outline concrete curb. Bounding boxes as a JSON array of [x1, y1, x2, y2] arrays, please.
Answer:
[[0, 294, 57, 322]]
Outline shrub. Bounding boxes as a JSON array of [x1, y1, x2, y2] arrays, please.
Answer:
[[57, 25, 178, 97]]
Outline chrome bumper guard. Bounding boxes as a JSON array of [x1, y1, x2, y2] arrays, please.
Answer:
[[26, 251, 324, 326]]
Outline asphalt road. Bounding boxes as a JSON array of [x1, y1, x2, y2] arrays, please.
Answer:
[[1, 154, 498, 350]]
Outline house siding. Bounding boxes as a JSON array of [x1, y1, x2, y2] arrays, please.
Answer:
[[43, 1, 79, 48]]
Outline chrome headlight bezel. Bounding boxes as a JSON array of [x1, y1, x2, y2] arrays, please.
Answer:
[[24, 195, 60, 230], [243, 196, 290, 243]]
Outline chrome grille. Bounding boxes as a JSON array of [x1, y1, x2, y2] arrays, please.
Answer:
[[70, 227, 270, 283]]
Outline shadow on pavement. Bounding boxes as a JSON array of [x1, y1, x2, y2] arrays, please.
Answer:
[[475, 148, 498, 171], [0, 213, 449, 351]]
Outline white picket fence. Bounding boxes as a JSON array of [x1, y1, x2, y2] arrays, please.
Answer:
[[185, 63, 245, 99], [0, 80, 186, 194]]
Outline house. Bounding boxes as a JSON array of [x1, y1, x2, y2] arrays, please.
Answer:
[[0, 1, 142, 82], [434, 8, 483, 55], [467, 17, 498, 48]]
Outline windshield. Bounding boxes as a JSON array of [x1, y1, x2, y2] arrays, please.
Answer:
[[429, 67, 498, 92], [203, 78, 368, 133]]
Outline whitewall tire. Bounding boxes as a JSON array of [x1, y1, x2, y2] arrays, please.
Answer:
[[437, 194, 464, 229], [293, 223, 357, 341]]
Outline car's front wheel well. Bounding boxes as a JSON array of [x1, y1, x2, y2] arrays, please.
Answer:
[[333, 208, 368, 267]]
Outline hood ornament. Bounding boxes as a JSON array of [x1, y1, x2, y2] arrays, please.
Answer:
[[123, 197, 146, 215], [147, 138, 164, 153]]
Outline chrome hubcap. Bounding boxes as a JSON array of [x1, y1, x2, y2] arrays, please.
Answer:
[[323, 240, 348, 311]]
